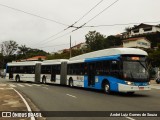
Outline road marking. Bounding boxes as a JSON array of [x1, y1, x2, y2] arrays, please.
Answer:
[[0, 88, 13, 90], [66, 94, 77, 98], [9, 84, 16, 87], [0, 84, 7, 86], [25, 84, 32, 87], [42, 87, 48, 89], [13, 88, 35, 120], [33, 84, 41, 87], [17, 84, 25, 87], [125, 117, 136, 120]]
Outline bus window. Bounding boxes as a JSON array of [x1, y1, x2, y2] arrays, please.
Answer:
[[26, 66, 35, 74], [103, 61, 110, 75], [110, 61, 120, 77], [95, 62, 103, 75], [41, 65, 51, 74]]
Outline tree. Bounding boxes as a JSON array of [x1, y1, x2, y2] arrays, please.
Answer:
[[1, 40, 18, 56], [0, 53, 4, 69], [18, 45, 29, 56], [104, 35, 122, 48], [85, 31, 106, 51], [124, 27, 132, 33], [157, 43, 160, 49], [148, 49, 160, 67]]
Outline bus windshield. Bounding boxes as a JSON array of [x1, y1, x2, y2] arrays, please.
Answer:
[[123, 60, 149, 82]]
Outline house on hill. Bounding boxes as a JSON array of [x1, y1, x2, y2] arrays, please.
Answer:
[[56, 42, 87, 54], [123, 37, 151, 49], [130, 23, 160, 36], [121, 23, 160, 39], [71, 43, 87, 50]]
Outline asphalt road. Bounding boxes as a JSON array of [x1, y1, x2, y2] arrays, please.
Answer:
[[0, 78, 160, 120]]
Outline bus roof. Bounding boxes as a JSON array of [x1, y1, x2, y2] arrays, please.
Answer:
[[43, 59, 68, 63], [67, 59, 84, 64], [70, 48, 148, 61], [7, 61, 42, 66], [42, 59, 68, 65]]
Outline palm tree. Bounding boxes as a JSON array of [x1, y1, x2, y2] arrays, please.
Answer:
[[18, 45, 29, 57], [125, 27, 132, 33]]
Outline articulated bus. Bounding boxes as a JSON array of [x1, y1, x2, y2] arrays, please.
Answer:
[[5, 48, 151, 94]]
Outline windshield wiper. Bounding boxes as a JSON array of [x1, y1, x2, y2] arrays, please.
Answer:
[[138, 61, 147, 71]]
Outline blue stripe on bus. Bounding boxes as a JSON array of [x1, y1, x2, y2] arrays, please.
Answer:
[[84, 55, 120, 62], [84, 76, 149, 92], [84, 75, 125, 91]]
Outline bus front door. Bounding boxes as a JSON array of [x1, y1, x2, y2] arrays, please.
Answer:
[[88, 63, 95, 86]]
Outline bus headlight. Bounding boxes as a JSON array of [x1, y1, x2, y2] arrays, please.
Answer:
[[125, 81, 133, 85]]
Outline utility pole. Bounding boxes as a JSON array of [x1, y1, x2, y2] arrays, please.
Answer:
[[70, 35, 72, 58]]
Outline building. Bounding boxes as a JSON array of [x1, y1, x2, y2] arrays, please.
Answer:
[[56, 42, 87, 54], [57, 49, 69, 54], [121, 23, 160, 39], [123, 37, 151, 49], [130, 23, 160, 36], [71, 42, 87, 50]]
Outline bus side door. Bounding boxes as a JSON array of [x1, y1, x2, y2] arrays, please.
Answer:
[[87, 63, 95, 86]]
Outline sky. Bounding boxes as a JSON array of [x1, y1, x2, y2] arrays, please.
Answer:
[[0, 0, 160, 53]]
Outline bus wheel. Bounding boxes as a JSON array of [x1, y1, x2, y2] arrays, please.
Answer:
[[103, 81, 110, 94], [69, 79, 74, 87], [16, 76, 20, 82], [42, 77, 46, 84]]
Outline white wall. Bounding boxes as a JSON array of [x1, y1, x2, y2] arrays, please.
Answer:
[[130, 26, 160, 36], [123, 38, 151, 48]]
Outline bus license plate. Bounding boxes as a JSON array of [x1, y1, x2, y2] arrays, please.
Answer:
[[139, 87, 144, 90]]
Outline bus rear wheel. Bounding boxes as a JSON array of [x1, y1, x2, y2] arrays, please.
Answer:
[[103, 81, 111, 94], [69, 79, 74, 87], [42, 77, 46, 84], [15, 76, 20, 82]]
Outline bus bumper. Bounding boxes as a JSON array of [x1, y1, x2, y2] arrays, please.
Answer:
[[118, 84, 151, 92]]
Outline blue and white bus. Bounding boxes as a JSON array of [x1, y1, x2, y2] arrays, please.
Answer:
[[67, 48, 151, 94], [5, 48, 151, 94]]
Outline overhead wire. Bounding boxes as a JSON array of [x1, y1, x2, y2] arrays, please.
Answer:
[[71, 0, 120, 32], [33, 0, 105, 47], [84, 21, 160, 27], [0, 1, 121, 50], [0, 3, 70, 26], [40, 0, 119, 47], [0, 2, 78, 46], [85, 0, 119, 25], [70, 0, 104, 27], [40, 43, 69, 48]]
